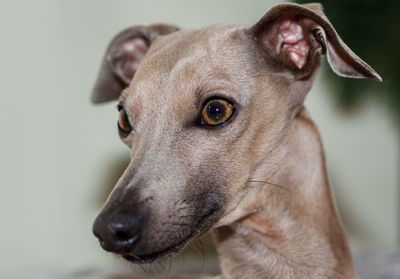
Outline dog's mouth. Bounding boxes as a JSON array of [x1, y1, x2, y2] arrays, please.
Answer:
[[122, 234, 193, 264], [121, 203, 224, 264]]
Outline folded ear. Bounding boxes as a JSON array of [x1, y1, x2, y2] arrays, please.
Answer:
[[248, 3, 382, 82], [91, 24, 180, 103]]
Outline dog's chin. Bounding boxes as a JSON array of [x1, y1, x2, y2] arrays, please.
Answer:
[[120, 214, 221, 264], [122, 235, 193, 264]]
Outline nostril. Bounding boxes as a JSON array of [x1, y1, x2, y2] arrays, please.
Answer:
[[115, 230, 132, 241], [110, 222, 140, 245]]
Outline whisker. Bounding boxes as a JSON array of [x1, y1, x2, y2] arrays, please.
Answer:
[[189, 245, 201, 260], [138, 262, 147, 274], [167, 258, 172, 277], [180, 252, 186, 271], [170, 222, 192, 228], [178, 214, 199, 219], [177, 206, 192, 212], [138, 196, 153, 205], [247, 180, 290, 191], [194, 239, 205, 271], [157, 261, 165, 274]]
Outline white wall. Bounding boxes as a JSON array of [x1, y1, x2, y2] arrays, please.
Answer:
[[306, 78, 398, 249], [0, 1, 397, 278]]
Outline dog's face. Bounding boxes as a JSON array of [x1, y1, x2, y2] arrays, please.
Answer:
[[92, 3, 380, 263]]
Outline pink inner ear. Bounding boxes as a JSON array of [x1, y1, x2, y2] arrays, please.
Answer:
[[277, 19, 310, 69], [118, 38, 149, 82]]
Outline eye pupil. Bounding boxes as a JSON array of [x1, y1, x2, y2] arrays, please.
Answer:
[[207, 102, 225, 120]]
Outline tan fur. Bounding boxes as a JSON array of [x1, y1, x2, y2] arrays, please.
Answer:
[[91, 3, 381, 279], [212, 107, 356, 279]]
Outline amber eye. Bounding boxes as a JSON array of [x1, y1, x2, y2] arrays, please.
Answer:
[[201, 99, 234, 126], [118, 108, 132, 135]]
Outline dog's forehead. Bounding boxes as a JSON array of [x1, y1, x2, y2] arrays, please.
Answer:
[[124, 24, 256, 110], [149, 24, 243, 59]]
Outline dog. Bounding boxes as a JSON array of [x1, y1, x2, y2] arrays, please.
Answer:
[[90, 3, 381, 278]]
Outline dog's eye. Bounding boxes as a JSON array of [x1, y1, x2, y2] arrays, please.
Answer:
[[118, 108, 133, 136], [201, 99, 234, 126]]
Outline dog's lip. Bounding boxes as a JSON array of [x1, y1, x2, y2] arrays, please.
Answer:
[[120, 201, 224, 264], [122, 235, 192, 264]]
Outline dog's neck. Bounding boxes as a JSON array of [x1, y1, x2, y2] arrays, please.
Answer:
[[212, 108, 357, 279]]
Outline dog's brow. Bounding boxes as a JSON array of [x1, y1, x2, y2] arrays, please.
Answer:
[[194, 79, 245, 107], [194, 83, 207, 107]]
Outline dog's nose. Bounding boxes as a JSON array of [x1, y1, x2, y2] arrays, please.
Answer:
[[92, 208, 144, 254]]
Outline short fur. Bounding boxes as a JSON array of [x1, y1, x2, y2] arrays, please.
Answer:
[[90, 3, 381, 279]]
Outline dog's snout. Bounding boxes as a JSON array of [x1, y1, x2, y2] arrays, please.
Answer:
[[92, 208, 144, 254]]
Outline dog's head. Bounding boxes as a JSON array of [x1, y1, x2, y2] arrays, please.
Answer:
[[92, 3, 380, 263]]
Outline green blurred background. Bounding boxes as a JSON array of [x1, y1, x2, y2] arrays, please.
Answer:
[[0, 0, 398, 278], [296, 0, 400, 124]]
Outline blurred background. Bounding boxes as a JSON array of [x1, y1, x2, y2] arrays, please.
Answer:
[[0, 0, 398, 278]]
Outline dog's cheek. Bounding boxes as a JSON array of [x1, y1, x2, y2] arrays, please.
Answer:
[[183, 167, 227, 227], [193, 188, 226, 231]]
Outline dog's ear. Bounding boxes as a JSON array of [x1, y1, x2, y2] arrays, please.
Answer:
[[91, 24, 179, 103], [248, 3, 382, 82]]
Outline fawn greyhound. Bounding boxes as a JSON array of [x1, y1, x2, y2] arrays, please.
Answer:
[[91, 3, 381, 279]]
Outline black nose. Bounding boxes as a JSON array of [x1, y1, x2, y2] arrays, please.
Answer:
[[92, 208, 144, 254]]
